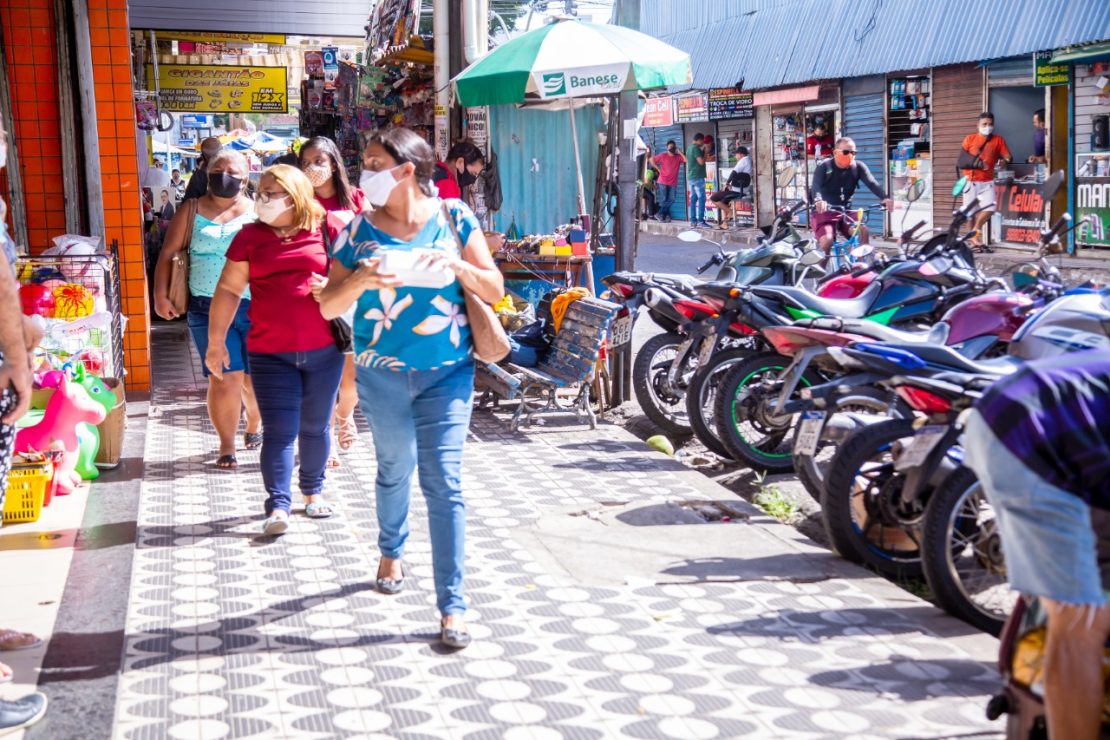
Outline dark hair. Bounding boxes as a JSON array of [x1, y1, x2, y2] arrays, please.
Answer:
[[665, 139, 676, 147], [693, 133, 705, 142], [1034, 108, 1046, 121], [446, 140, 485, 167], [300, 136, 356, 210], [979, 111, 994, 122], [737, 146, 749, 156], [370, 128, 436, 197]]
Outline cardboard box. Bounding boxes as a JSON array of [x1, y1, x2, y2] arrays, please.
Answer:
[[95, 377, 125, 468]]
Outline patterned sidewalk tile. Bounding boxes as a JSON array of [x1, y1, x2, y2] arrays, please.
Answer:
[[111, 326, 1002, 739]]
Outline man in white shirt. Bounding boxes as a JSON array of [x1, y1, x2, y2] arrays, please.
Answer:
[[710, 146, 753, 229]]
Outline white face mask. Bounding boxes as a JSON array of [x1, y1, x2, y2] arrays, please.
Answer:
[[0, 137, 6, 171], [255, 194, 291, 224], [360, 167, 401, 208], [979, 124, 994, 136], [304, 163, 331, 187]]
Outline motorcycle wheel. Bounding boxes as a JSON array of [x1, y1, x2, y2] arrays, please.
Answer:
[[921, 466, 1014, 636], [632, 332, 691, 437], [793, 391, 911, 504], [714, 351, 820, 473], [822, 418, 925, 579], [684, 348, 752, 459]]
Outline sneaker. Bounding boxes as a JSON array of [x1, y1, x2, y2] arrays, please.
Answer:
[[0, 692, 47, 734], [263, 510, 289, 536]]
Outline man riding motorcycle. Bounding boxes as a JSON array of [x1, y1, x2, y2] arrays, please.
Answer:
[[963, 349, 1110, 740], [810, 136, 893, 256]]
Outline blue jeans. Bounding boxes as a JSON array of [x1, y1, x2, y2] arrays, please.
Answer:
[[689, 178, 707, 223], [248, 345, 344, 515], [656, 183, 676, 219], [187, 296, 251, 378], [356, 361, 475, 616]]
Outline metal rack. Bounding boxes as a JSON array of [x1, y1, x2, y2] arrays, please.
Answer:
[[16, 239, 125, 380]]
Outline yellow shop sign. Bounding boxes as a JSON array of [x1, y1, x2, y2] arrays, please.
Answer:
[[158, 31, 286, 45], [146, 64, 288, 113]]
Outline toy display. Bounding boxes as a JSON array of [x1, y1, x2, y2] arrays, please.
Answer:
[[15, 373, 107, 496]]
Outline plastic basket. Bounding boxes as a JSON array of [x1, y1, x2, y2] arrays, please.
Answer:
[[3, 463, 51, 524]]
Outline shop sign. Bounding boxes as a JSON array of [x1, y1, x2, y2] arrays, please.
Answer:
[[180, 114, 212, 129], [753, 85, 819, 107], [147, 64, 288, 113], [707, 88, 753, 120], [642, 96, 673, 127], [322, 47, 340, 90], [993, 180, 1046, 245], [1077, 177, 1110, 247], [532, 67, 629, 99], [161, 31, 286, 45], [1034, 51, 1069, 87], [674, 91, 709, 123]]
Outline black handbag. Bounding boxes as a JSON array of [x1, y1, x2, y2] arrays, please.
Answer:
[[956, 134, 993, 172], [329, 317, 353, 353]]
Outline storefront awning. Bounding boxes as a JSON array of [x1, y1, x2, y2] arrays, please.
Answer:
[[1050, 41, 1110, 63], [752, 86, 819, 107], [375, 36, 434, 67]]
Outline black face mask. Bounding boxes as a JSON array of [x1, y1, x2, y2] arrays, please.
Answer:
[[457, 169, 478, 188], [208, 172, 243, 198]]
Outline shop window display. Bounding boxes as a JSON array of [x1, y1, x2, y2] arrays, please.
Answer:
[[772, 112, 807, 223], [888, 75, 932, 232]]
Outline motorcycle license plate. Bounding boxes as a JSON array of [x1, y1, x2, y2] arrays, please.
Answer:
[[610, 315, 634, 347], [794, 411, 827, 457], [894, 425, 948, 471]]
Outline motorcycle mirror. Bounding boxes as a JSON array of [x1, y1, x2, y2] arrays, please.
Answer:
[[1042, 169, 1065, 202], [850, 244, 874, 259], [905, 178, 926, 203], [800, 249, 824, 266], [952, 176, 970, 197], [677, 230, 702, 243]]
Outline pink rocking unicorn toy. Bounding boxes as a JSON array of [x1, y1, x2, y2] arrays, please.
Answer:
[[15, 373, 107, 495]]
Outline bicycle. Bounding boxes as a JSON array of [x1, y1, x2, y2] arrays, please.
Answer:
[[821, 204, 887, 272]]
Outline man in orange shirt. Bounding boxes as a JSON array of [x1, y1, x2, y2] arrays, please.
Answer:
[[961, 112, 1012, 248]]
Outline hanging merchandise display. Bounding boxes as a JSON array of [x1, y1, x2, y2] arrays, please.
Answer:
[[771, 110, 807, 220], [367, 0, 422, 63]]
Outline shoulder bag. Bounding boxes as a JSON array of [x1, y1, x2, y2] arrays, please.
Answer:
[[955, 134, 993, 173], [168, 198, 198, 316], [440, 201, 510, 363], [321, 215, 354, 353]]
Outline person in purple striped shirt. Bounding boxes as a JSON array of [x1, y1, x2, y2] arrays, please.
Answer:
[[963, 348, 1110, 740]]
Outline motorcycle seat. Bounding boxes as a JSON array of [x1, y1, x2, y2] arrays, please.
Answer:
[[751, 280, 883, 319], [876, 341, 1022, 376], [833, 319, 951, 346]]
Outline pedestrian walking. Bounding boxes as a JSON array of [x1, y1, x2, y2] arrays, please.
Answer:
[[0, 119, 49, 734], [686, 133, 709, 227], [959, 112, 1012, 249], [153, 148, 262, 469], [319, 127, 504, 649], [299, 137, 365, 464], [649, 139, 685, 222], [205, 165, 344, 535]]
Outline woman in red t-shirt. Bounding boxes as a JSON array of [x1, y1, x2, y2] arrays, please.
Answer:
[[433, 140, 485, 200], [299, 137, 365, 460], [206, 165, 345, 535]]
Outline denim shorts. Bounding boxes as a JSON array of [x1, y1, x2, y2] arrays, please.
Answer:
[[963, 410, 1108, 606], [186, 295, 251, 378]]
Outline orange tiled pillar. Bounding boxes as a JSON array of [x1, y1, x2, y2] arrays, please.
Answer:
[[87, 0, 149, 391], [1, 0, 151, 391]]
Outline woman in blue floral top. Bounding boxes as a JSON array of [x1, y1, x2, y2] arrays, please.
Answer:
[[320, 128, 503, 649]]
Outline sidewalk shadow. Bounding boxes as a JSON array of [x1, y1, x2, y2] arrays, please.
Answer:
[[806, 657, 1001, 700], [136, 515, 278, 545], [708, 606, 984, 640], [659, 555, 855, 583]]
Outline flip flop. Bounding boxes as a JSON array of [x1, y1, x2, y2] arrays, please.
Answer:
[[243, 432, 263, 450], [0, 630, 42, 652], [304, 500, 334, 519], [215, 454, 238, 470]]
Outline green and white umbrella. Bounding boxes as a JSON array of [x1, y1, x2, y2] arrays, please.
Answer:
[[453, 18, 691, 214], [453, 18, 691, 107]]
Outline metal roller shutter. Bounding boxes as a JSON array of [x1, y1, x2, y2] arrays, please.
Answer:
[[932, 64, 985, 229], [647, 124, 686, 220], [988, 57, 1035, 87], [842, 93, 885, 217]]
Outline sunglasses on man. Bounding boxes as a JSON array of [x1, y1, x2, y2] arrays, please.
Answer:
[[839, 149, 856, 156]]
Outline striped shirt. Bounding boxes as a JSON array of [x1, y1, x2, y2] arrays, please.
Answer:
[[976, 349, 1110, 509]]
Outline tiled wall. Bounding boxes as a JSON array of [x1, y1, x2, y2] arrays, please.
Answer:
[[0, 0, 151, 391]]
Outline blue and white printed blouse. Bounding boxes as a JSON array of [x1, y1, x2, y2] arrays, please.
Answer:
[[332, 199, 479, 372]]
